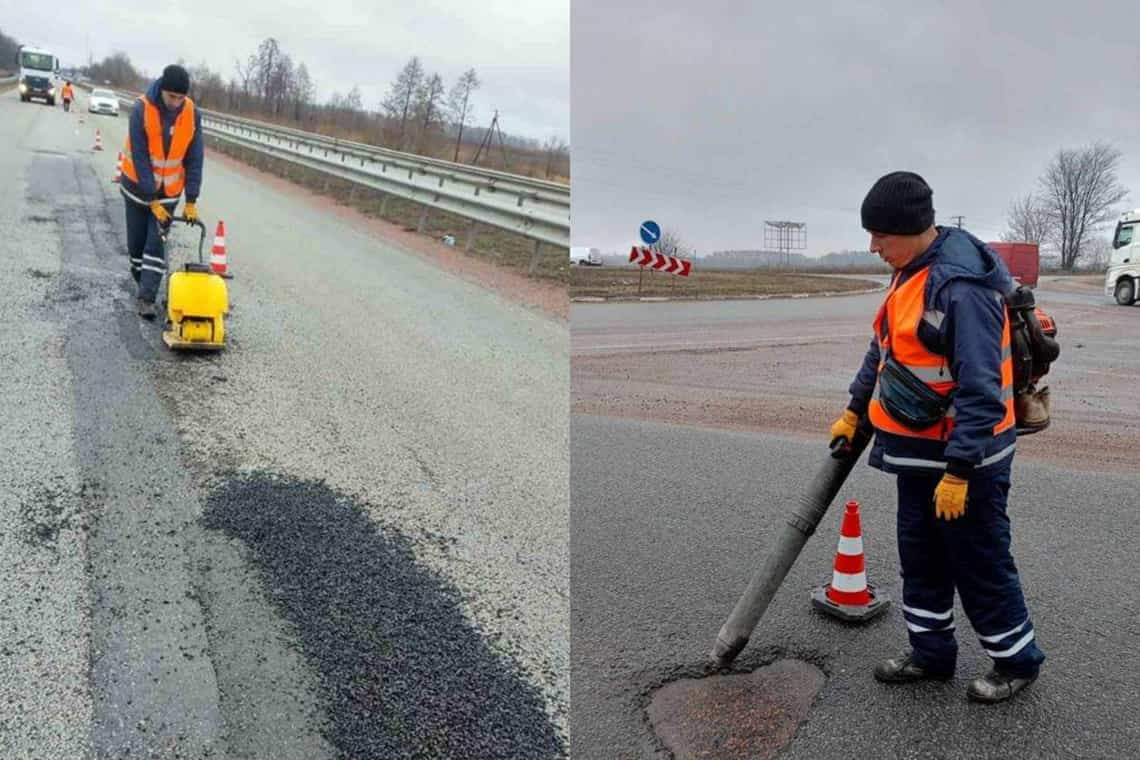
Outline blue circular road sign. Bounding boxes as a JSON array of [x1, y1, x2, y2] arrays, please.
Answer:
[[639, 220, 661, 246]]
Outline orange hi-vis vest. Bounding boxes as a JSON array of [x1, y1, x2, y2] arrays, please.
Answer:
[[120, 95, 196, 198], [869, 266, 1015, 441], [61, 84, 74, 100]]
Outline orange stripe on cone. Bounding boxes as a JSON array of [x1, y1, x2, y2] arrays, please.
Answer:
[[112, 152, 122, 183]]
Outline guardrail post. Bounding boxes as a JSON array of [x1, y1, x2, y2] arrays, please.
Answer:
[[379, 194, 391, 217], [465, 222, 479, 253], [417, 206, 430, 233], [528, 240, 543, 275]]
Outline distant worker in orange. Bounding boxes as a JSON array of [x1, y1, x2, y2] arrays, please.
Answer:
[[61, 80, 74, 111]]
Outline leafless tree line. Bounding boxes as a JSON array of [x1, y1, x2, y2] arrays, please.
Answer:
[[0, 27, 21, 74], [1003, 141, 1129, 270], [78, 41, 568, 180]]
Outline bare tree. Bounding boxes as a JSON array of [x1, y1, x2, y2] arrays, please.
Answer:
[[380, 57, 424, 148], [268, 53, 294, 116], [541, 135, 569, 180], [651, 228, 692, 258], [447, 68, 480, 161], [84, 51, 144, 89], [1001, 193, 1054, 244], [254, 38, 282, 102], [1037, 141, 1129, 270], [414, 72, 445, 150], [293, 63, 315, 122], [0, 27, 21, 73], [234, 56, 255, 96], [1081, 236, 1114, 271]]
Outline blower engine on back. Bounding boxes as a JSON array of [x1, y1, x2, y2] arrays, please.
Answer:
[[1005, 285, 1060, 434]]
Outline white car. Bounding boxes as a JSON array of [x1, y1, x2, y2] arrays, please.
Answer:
[[88, 88, 120, 117]]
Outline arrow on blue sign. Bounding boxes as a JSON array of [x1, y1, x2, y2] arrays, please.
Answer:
[[639, 220, 661, 246]]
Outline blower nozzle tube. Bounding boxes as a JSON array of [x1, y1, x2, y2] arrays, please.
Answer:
[[709, 420, 873, 669]]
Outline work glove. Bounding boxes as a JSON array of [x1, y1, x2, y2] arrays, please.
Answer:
[[150, 200, 171, 226], [933, 473, 969, 521], [183, 201, 199, 223], [829, 409, 859, 447]]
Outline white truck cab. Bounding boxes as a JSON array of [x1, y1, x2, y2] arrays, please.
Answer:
[[15, 45, 61, 105], [1106, 208, 1140, 306]]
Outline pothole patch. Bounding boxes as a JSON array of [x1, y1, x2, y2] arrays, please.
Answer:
[[647, 659, 825, 759]]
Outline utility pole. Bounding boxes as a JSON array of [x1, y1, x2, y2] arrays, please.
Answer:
[[949, 215, 965, 229]]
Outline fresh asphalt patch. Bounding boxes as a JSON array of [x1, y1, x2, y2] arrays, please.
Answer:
[[202, 471, 566, 759]]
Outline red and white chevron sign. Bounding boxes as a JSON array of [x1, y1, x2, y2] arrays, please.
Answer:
[[629, 246, 693, 276]]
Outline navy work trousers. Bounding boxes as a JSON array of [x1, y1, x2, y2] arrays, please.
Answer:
[[124, 198, 177, 303], [896, 459, 1045, 678]]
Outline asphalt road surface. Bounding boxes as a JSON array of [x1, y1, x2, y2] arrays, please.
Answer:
[[0, 91, 567, 758], [571, 278, 1140, 757]]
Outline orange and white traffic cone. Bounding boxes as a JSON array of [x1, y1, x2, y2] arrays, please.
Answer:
[[811, 500, 890, 622], [111, 152, 122, 183], [93, 129, 104, 151], [210, 220, 232, 278]]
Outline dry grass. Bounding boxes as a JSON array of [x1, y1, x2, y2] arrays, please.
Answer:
[[570, 266, 878, 299], [208, 137, 569, 283]]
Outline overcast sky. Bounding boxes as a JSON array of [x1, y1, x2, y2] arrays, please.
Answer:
[[572, 0, 1140, 256], [1, 0, 568, 141]]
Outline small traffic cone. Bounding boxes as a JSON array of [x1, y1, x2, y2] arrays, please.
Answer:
[[210, 220, 233, 278], [93, 129, 104, 151], [111, 152, 122, 183], [811, 500, 890, 622]]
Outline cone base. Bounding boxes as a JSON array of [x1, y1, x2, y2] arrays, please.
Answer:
[[810, 584, 890, 623]]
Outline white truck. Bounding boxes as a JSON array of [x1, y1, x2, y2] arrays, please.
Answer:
[[15, 45, 60, 106], [1106, 208, 1140, 306], [570, 247, 603, 266]]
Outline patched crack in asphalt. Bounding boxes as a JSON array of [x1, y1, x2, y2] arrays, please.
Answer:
[[634, 644, 836, 758], [201, 471, 565, 759]]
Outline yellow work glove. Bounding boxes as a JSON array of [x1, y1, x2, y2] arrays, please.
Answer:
[[150, 201, 171, 225], [829, 409, 859, 446], [183, 201, 199, 223], [934, 473, 969, 521]]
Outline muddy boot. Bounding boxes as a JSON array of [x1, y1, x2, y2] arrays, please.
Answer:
[[137, 297, 157, 321], [874, 652, 954, 683], [966, 670, 1037, 703]]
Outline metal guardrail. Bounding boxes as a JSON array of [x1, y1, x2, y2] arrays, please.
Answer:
[[99, 85, 570, 249], [0, 75, 17, 85]]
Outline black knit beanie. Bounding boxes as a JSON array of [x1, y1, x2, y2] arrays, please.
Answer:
[[160, 64, 191, 95], [861, 171, 935, 235]]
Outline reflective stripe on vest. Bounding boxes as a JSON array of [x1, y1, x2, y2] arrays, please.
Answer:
[[120, 95, 196, 198], [868, 267, 1015, 441]]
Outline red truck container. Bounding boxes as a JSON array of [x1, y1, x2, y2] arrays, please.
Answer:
[[987, 242, 1039, 287]]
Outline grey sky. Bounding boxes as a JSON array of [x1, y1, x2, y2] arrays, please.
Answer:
[[572, 0, 1140, 256], [2, 0, 568, 141]]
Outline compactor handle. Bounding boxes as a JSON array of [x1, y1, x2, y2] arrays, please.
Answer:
[[167, 216, 207, 263]]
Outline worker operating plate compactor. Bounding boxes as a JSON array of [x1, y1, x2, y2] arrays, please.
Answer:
[[160, 216, 228, 351]]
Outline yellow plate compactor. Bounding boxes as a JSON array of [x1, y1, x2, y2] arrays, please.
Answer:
[[161, 217, 228, 351]]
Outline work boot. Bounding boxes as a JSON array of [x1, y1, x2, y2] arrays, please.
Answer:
[[966, 670, 1037, 703], [874, 652, 954, 683], [137, 297, 157, 321]]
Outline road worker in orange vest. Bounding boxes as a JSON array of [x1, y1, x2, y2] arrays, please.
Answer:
[[60, 80, 74, 111], [829, 171, 1044, 703], [118, 64, 204, 319]]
